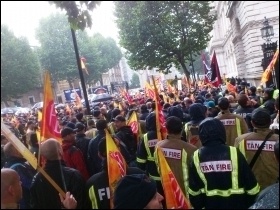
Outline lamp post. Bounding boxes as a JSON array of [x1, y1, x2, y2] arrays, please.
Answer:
[[260, 17, 278, 88]]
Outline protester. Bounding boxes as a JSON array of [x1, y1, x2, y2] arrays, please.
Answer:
[[1, 168, 77, 209], [61, 127, 89, 180], [85, 119, 96, 139], [249, 140, 279, 209], [113, 115, 137, 166], [3, 143, 36, 209], [182, 103, 207, 147], [188, 118, 260, 209], [86, 138, 145, 209], [235, 108, 279, 190], [113, 174, 164, 209], [136, 112, 165, 199], [155, 116, 197, 196], [74, 122, 91, 168], [30, 139, 90, 209], [87, 119, 107, 176], [215, 97, 248, 146]]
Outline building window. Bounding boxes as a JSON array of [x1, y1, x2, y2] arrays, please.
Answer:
[[28, 96, 35, 106]]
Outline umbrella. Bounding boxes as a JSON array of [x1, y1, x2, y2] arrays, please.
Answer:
[[55, 103, 65, 109], [92, 93, 113, 103], [1, 108, 15, 115], [31, 102, 43, 110], [15, 107, 31, 116]]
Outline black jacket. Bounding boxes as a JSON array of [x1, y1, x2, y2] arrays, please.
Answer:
[[30, 160, 90, 209], [86, 160, 145, 209], [189, 145, 259, 209], [87, 130, 106, 176], [115, 126, 137, 162], [75, 133, 90, 163]]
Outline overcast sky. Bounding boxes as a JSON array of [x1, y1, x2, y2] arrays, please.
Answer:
[[1, 1, 119, 46]]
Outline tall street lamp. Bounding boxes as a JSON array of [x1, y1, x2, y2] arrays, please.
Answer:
[[260, 17, 278, 88]]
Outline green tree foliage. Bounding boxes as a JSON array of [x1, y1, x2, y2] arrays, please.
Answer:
[[130, 73, 140, 88], [36, 13, 78, 87], [114, 1, 216, 80], [1, 25, 41, 106], [36, 14, 122, 86], [49, 1, 102, 30]]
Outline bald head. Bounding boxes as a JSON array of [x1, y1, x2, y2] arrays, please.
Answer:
[[40, 139, 62, 161], [3, 142, 22, 159], [1, 168, 21, 201]]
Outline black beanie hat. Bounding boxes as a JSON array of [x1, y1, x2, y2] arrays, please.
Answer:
[[113, 174, 157, 209]]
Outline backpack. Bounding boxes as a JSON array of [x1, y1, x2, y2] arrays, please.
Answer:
[[9, 162, 36, 189]]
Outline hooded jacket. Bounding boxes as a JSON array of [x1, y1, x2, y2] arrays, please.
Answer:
[[182, 103, 206, 146], [188, 118, 259, 209]]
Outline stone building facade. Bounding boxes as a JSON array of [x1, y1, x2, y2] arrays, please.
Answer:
[[208, 1, 279, 86]]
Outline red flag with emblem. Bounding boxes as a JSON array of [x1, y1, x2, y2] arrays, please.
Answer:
[[127, 111, 138, 134], [41, 71, 62, 142], [156, 147, 191, 209], [106, 129, 127, 208]]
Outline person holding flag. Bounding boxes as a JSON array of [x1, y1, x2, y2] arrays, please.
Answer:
[[86, 138, 144, 209], [136, 112, 165, 199], [155, 116, 197, 197]]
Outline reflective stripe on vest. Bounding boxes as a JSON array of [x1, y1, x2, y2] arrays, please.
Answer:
[[238, 139, 246, 159], [184, 123, 189, 136], [181, 149, 189, 196], [236, 118, 241, 137], [192, 146, 245, 197], [136, 157, 147, 163], [143, 133, 155, 161], [89, 185, 98, 209], [149, 174, 161, 181], [108, 124, 115, 135]]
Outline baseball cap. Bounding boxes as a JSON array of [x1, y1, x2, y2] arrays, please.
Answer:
[[112, 115, 126, 122], [61, 127, 75, 138], [113, 174, 157, 209]]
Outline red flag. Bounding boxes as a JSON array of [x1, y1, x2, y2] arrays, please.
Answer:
[[152, 76, 167, 140], [202, 51, 222, 87], [41, 71, 62, 142]]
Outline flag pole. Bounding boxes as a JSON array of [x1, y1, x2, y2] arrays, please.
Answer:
[[70, 27, 91, 115]]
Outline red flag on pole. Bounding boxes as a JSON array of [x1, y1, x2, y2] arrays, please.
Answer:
[[202, 51, 222, 87], [41, 71, 62, 142]]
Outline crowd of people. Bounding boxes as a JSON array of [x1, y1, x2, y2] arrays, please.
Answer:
[[1, 83, 279, 209]]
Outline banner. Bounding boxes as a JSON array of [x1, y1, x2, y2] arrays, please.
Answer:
[[41, 71, 62, 142], [63, 88, 82, 102]]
